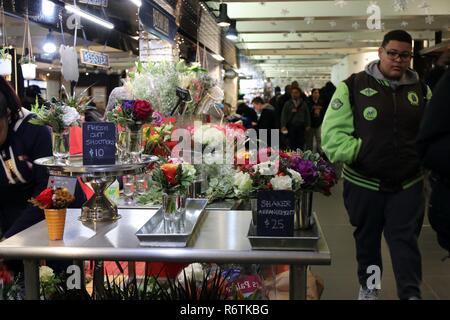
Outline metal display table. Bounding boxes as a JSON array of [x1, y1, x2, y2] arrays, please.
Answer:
[[0, 209, 331, 300], [34, 155, 156, 222]]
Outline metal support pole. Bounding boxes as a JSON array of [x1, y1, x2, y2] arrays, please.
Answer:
[[289, 265, 308, 300], [23, 259, 40, 300]]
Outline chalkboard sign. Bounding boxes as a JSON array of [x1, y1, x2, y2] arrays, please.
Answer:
[[83, 122, 116, 165], [256, 190, 295, 237], [80, 49, 110, 68]]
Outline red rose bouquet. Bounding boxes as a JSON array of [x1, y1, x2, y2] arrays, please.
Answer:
[[107, 99, 154, 130]]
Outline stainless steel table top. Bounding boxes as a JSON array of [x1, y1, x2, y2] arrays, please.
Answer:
[[0, 209, 331, 265]]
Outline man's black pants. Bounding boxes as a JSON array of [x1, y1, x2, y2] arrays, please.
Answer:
[[343, 180, 425, 300]]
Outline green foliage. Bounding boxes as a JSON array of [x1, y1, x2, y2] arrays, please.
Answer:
[[60, 85, 94, 114], [206, 176, 236, 203], [0, 47, 12, 60], [19, 55, 35, 64], [29, 101, 66, 134]]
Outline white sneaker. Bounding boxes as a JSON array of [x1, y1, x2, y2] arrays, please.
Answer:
[[358, 286, 380, 300]]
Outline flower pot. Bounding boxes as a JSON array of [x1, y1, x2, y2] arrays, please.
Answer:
[[44, 208, 67, 241], [162, 192, 187, 234], [0, 59, 12, 76], [52, 129, 70, 165], [21, 63, 37, 80]]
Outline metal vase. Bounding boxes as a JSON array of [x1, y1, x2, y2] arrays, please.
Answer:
[[294, 191, 314, 230]]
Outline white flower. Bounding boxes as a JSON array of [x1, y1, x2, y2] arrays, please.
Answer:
[[62, 105, 80, 126], [177, 263, 205, 283], [234, 171, 253, 195], [288, 169, 304, 184], [270, 175, 293, 190], [254, 161, 277, 176], [39, 266, 55, 283], [193, 125, 225, 148], [182, 163, 196, 179]]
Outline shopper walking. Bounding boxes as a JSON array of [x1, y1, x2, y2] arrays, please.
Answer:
[[417, 49, 450, 257], [252, 97, 277, 148], [281, 86, 311, 151], [321, 30, 432, 300], [306, 88, 326, 153]]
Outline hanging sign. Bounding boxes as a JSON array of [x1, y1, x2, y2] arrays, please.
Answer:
[[139, 0, 177, 43], [80, 49, 110, 68], [256, 190, 295, 237], [78, 0, 108, 7], [82, 122, 116, 165]]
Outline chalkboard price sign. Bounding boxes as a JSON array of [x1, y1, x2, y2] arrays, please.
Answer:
[[83, 122, 116, 165], [256, 190, 295, 237]]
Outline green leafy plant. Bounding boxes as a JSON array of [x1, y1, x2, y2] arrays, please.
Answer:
[[206, 176, 236, 203], [29, 97, 80, 133], [0, 47, 12, 61], [19, 55, 35, 65], [60, 85, 94, 115]]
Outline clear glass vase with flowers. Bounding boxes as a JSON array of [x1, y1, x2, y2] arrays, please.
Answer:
[[152, 160, 196, 233], [107, 99, 154, 163]]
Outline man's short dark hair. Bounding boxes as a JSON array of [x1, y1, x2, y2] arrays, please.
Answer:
[[274, 86, 281, 93], [252, 97, 264, 105], [290, 86, 302, 94], [381, 30, 412, 47]]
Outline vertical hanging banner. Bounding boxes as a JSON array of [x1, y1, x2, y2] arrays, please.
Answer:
[[139, 0, 177, 44]]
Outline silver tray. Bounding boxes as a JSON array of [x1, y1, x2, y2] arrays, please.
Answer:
[[135, 198, 208, 247], [119, 197, 241, 211], [34, 155, 157, 177], [247, 212, 320, 251]]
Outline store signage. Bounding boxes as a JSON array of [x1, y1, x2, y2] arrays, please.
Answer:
[[139, 1, 177, 43], [82, 122, 116, 165], [256, 190, 295, 237], [80, 49, 110, 68], [78, 0, 108, 7]]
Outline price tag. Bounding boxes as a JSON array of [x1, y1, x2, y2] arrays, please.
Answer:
[[256, 190, 295, 237], [82, 122, 116, 165]]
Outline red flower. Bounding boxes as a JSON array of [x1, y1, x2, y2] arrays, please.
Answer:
[[166, 140, 178, 150], [163, 117, 177, 124], [161, 163, 179, 185], [133, 100, 154, 121], [0, 267, 12, 285], [34, 188, 54, 209]]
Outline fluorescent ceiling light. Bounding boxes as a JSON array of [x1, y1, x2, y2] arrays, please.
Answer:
[[211, 54, 225, 61], [129, 0, 142, 7], [42, 0, 55, 17], [65, 4, 114, 29], [43, 30, 56, 54]]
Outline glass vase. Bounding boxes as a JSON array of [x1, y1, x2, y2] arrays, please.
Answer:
[[126, 127, 143, 163], [116, 126, 129, 163], [52, 129, 70, 165], [294, 191, 314, 230], [162, 192, 187, 234]]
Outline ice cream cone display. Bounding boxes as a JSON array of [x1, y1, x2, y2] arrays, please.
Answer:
[[29, 187, 75, 241], [44, 209, 67, 241]]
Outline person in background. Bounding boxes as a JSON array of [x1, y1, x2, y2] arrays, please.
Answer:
[[275, 85, 291, 127], [320, 81, 336, 112], [280, 86, 311, 151], [252, 97, 277, 148], [223, 102, 232, 117], [236, 102, 258, 129], [306, 88, 326, 154], [21, 85, 46, 111], [0, 76, 85, 240], [103, 70, 133, 120], [417, 49, 450, 258], [321, 30, 432, 300], [269, 86, 281, 109]]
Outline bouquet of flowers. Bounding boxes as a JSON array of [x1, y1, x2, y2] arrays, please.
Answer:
[[125, 61, 180, 116], [152, 160, 197, 195], [29, 187, 75, 209], [143, 113, 177, 157], [287, 150, 338, 196], [107, 99, 154, 131], [29, 99, 80, 134], [233, 149, 304, 198]]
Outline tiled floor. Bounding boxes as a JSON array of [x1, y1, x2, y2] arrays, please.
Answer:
[[311, 180, 450, 300]]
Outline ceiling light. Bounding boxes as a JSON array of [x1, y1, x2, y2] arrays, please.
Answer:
[[42, 0, 55, 17], [129, 0, 142, 7], [42, 29, 56, 54], [46, 73, 50, 76], [65, 4, 114, 29], [217, 3, 231, 27], [211, 54, 225, 61], [226, 20, 238, 41]]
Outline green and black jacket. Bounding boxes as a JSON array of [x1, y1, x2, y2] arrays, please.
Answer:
[[321, 61, 432, 192]]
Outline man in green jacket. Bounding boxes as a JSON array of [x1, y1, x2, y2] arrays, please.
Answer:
[[321, 30, 432, 300]]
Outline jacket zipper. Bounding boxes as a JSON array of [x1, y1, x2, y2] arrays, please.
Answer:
[[392, 91, 399, 151]]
